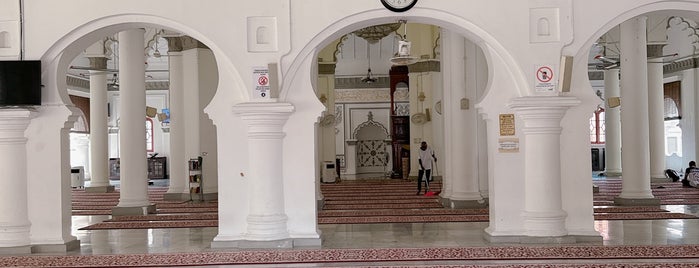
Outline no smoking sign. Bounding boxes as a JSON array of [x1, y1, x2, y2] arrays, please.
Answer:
[[534, 64, 555, 92], [253, 67, 271, 98]]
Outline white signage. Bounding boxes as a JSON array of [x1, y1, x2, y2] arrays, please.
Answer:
[[253, 66, 270, 99], [534, 64, 556, 92]]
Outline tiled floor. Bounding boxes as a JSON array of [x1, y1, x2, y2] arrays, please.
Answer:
[[27, 179, 699, 266]]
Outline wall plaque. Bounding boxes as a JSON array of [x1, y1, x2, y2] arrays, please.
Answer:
[[499, 114, 515, 136]]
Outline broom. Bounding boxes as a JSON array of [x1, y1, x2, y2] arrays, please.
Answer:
[[424, 163, 440, 196]]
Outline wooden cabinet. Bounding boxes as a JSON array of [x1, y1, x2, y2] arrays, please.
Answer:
[[189, 157, 203, 201], [109, 157, 168, 180]]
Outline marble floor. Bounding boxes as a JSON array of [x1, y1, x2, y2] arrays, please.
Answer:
[[56, 205, 699, 267], [16, 178, 699, 267]]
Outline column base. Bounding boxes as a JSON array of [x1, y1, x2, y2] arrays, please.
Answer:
[[604, 171, 622, 177], [163, 193, 190, 201], [650, 177, 671, 183], [211, 238, 320, 249], [613, 197, 661, 206], [31, 239, 80, 253], [85, 185, 115, 193], [317, 199, 325, 210], [188, 192, 218, 202], [439, 197, 488, 208], [0, 245, 30, 255], [112, 204, 156, 216], [484, 232, 601, 244]]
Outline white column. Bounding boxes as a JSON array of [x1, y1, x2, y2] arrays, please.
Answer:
[[87, 57, 114, 192], [604, 69, 622, 176], [233, 102, 293, 241], [647, 49, 666, 180], [0, 109, 35, 253], [182, 45, 201, 162], [617, 17, 658, 204], [441, 30, 483, 207], [115, 28, 153, 213], [164, 37, 187, 200], [508, 96, 580, 237]]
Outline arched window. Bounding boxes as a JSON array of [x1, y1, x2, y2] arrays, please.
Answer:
[[146, 118, 154, 152], [590, 107, 605, 144]]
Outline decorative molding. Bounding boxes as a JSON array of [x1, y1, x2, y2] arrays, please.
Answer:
[[333, 35, 349, 62], [335, 76, 389, 89], [181, 36, 208, 50], [395, 103, 410, 116], [334, 104, 343, 126], [352, 112, 389, 139], [408, 60, 440, 73], [647, 44, 665, 58], [335, 88, 409, 103], [66, 76, 91, 90], [664, 58, 698, 74], [66, 76, 169, 91], [318, 63, 336, 75], [588, 71, 604, 81], [164, 37, 183, 52], [88, 57, 108, 69]]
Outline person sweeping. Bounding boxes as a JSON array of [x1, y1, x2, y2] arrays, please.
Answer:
[[416, 141, 437, 195]]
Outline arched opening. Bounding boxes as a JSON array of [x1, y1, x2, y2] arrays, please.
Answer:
[[301, 13, 502, 229], [33, 16, 232, 247], [582, 7, 699, 208]]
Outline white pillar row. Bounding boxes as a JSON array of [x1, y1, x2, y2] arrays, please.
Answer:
[[616, 16, 659, 205], [603, 69, 622, 177], [440, 29, 483, 208], [647, 44, 666, 181], [508, 96, 580, 237], [0, 109, 35, 253], [232, 102, 293, 244], [86, 56, 114, 192], [163, 37, 188, 200], [113, 28, 155, 215]]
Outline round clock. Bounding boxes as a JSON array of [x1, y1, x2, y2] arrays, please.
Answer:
[[380, 0, 418, 12]]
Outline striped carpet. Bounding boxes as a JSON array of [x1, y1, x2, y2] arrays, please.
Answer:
[[76, 179, 699, 230]]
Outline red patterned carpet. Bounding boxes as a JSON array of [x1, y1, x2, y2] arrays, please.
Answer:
[[3, 245, 699, 267], [74, 179, 699, 230]]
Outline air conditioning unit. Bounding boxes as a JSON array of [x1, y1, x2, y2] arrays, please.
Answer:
[[71, 166, 85, 188], [321, 161, 337, 183]]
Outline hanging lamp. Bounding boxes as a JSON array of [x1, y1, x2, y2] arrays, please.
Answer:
[[390, 20, 419, 66], [361, 42, 378, 83]]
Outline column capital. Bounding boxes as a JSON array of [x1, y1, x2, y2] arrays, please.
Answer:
[[164, 37, 183, 52], [233, 102, 294, 138], [181, 36, 209, 50], [507, 96, 580, 134], [87, 57, 108, 70], [507, 96, 580, 115], [646, 44, 666, 58]]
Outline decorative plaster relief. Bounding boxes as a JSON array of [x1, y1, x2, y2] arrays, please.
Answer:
[[0, 21, 19, 57], [335, 88, 409, 103], [394, 103, 410, 116], [665, 17, 699, 60], [529, 8, 560, 43], [247, 17, 278, 52]]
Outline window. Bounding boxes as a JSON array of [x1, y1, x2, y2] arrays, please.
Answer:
[[590, 107, 605, 144], [146, 118, 154, 152]]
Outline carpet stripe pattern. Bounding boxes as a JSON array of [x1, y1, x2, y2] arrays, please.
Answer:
[[75, 179, 698, 230]]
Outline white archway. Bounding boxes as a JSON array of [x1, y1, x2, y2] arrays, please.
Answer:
[[26, 14, 244, 250]]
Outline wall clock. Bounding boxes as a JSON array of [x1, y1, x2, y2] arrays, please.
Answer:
[[380, 0, 417, 12]]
